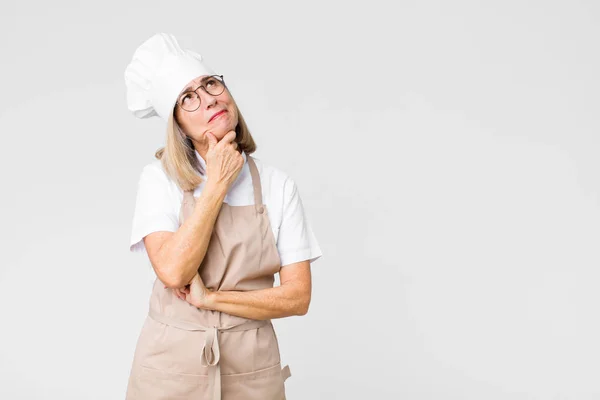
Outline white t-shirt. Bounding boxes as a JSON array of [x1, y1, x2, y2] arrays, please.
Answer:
[[130, 150, 322, 268]]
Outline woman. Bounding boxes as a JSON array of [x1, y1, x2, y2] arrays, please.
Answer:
[[123, 33, 322, 400]]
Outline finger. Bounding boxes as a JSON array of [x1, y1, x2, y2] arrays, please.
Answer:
[[219, 130, 237, 145], [206, 132, 218, 149]]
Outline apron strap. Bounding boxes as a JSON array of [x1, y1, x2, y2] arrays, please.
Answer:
[[246, 156, 264, 209]]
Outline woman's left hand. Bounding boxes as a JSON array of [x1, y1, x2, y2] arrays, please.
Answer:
[[183, 272, 216, 310]]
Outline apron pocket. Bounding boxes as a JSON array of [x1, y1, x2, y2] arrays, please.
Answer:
[[127, 364, 210, 400], [221, 362, 287, 400]]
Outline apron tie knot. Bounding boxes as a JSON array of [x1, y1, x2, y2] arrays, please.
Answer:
[[201, 327, 221, 366], [148, 309, 271, 400]]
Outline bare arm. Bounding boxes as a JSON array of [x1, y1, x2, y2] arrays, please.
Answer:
[[199, 261, 312, 320], [143, 130, 243, 288], [144, 182, 228, 288]]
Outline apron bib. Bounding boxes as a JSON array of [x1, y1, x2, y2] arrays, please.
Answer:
[[126, 156, 291, 400]]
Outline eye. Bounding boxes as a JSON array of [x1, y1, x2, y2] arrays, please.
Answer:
[[181, 93, 192, 103], [205, 78, 217, 87]]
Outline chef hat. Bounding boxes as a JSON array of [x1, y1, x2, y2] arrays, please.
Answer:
[[124, 33, 216, 120]]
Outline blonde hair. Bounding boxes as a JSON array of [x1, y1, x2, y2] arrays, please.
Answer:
[[154, 96, 256, 192]]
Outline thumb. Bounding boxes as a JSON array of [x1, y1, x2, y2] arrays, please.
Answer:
[[206, 132, 217, 149]]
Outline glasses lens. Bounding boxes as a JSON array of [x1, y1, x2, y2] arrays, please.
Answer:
[[180, 92, 200, 112], [205, 76, 225, 96]]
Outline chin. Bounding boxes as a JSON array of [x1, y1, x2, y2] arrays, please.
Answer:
[[214, 128, 230, 138], [220, 123, 237, 135]]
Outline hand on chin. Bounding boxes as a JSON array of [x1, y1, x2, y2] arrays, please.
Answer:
[[206, 127, 233, 142]]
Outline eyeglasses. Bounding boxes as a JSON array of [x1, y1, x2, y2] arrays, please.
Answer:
[[176, 75, 226, 112]]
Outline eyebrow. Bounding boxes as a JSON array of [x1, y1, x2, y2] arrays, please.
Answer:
[[179, 76, 215, 96]]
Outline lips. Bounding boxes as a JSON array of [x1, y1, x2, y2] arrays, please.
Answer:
[[209, 110, 227, 122]]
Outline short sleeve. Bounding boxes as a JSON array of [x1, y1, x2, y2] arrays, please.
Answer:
[[276, 177, 322, 266], [129, 163, 180, 254]]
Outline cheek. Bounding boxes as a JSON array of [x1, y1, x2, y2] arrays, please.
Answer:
[[230, 112, 239, 127], [179, 115, 208, 141], [188, 113, 208, 131]]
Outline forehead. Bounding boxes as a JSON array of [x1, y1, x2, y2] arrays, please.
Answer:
[[180, 75, 211, 94]]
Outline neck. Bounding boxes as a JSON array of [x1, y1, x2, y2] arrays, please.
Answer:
[[195, 145, 209, 163], [190, 137, 209, 163]]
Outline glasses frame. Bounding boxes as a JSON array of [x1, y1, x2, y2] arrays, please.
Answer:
[[176, 74, 226, 113]]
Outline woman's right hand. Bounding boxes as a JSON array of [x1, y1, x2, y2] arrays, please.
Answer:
[[205, 130, 244, 190]]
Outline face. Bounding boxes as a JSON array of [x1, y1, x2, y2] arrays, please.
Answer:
[[173, 74, 238, 151]]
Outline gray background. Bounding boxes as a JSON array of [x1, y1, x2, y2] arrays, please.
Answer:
[[1, 0, 599, 399]]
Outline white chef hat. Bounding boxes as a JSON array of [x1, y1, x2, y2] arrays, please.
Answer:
[[124, 33, 216, 120]]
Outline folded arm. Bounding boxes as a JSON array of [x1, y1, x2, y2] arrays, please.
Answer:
[[207, 260, 312, 320]]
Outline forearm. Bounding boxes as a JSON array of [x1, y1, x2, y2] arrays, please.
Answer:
[[209, 284, 310, 320], [158, 183, 228, 288]]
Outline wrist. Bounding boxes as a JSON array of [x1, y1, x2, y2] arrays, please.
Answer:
[[207, 290, 219, 307], [189, 284, 219, 310], [205, 182, 228, 199]]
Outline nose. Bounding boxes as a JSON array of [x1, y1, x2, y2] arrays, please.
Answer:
[[199, 89, 217, 109]]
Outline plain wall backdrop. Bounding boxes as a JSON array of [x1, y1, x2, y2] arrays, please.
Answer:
[[1, 1, 599, 399]]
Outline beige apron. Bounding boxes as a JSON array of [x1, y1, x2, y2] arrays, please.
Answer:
[[126, 156, 291, 400]]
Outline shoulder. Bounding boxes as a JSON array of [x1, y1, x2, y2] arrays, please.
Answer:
[[136, 160, 182, 198], [248, 156, 305, 217], [139, 159, 168, 181], [249, 155, 294, 189]]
